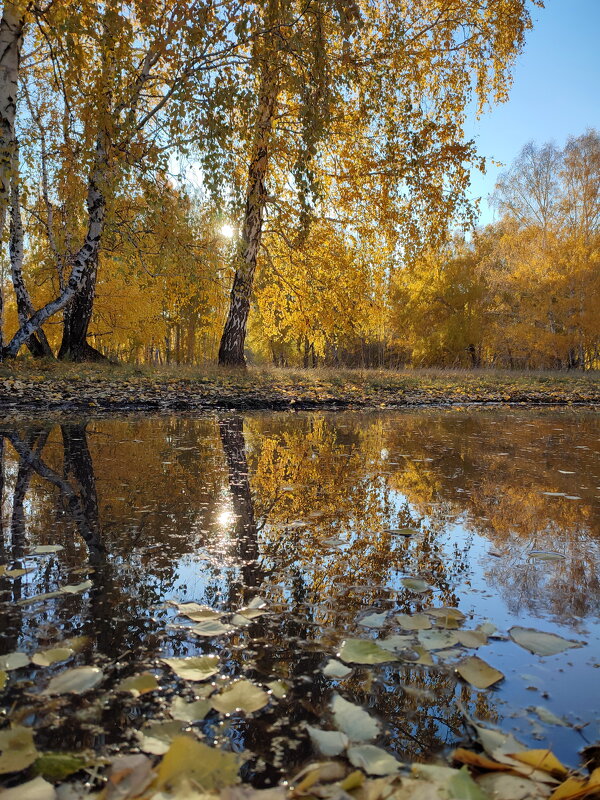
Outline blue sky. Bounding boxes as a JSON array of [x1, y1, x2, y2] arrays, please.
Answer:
[[466, 0, 600, 226]]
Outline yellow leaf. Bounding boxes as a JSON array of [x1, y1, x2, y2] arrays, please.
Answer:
[[509, 750, 568, 778], [155, 736, 240, 791]]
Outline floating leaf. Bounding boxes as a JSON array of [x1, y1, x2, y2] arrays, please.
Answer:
[[31, 648, 74, 667], [509, 627, 583, 656], [418, 630, 459, 651], [385, 528, 418, 536], [60, 580, 93, 595], [0, 671, 6, 690], [359, 612, 388, 628], [5, 568, 32, 578], [456, 656, 504, 689], [33, 752, 87, 780], [266, 680, 288, 698], [331, 694, 380, 742], [162, 655, 219, 681], [0, 726, 39, 774], [379, 634, 413, 653], [0, 776, 56, 800], [169, 697, 211, 722], [306, 725, 348, 756], [531, 706, 568, 727], [117, 672, 159, 695], [0, 651, 30, 671], [400, 577, 430, 593], [426, 607, 466, 622], [339, 639, 397, 665], [323, 658, 352, 678], [396, 613, 431, 630], [43, 665, 103, 694], [174, 602, 222, 621], [30, 545, 63, 555], [477, 772, 547, 799], [211, 679, 269, 714], [529, 551, 565, 561], [137, 721, 187, 755], [155, 736, 240, 790], [457, 630, 489, 648], [191, 619, 234, 637], [347, 745, 401, 776]]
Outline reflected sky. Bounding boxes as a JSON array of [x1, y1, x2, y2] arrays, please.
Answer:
[[0, 408, 598, 782]]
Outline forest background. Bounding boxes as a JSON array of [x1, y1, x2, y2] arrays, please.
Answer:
[[0, 0, 598, 373]]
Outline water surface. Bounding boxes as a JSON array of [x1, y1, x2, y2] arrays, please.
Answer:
[[1, 408, 599, 783]]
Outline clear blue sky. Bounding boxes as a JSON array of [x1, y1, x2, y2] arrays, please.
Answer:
[[466, 0, 600, 226]]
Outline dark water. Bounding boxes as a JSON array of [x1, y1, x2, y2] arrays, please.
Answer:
[[0, 408, 599, 783]]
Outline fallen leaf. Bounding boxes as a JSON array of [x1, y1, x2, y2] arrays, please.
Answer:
[[306, 725, 349, 756], [33, 752, 87, 781], [191, 619, 234, 637], [32, 648, 74, 667], [418, 630, 459, 651], [43, 665, 103, 694], [116, 672, 159, 695], [477, 772, 552, 799], [211, 679, 269, 714], [0, 651, 30, 671], [359, 612, 388, 629], [174, 602, 222, 621], [169, 696, 211, 722], [0, 726, 39, 774], [456, 656, 504, 689], [396, 613, 431, 631], [509, 627, 583, 656], [30, 545, 63, 555], [0, 776, 56, 800], [162, 655, 219, 681], [339, 639, 397, 665], [155, 736, 240, 790], [331, 694, 380, 742], [60, 580, 93, 595], [323, 658, 352, 678], [105, 754, 155, 800], [400, 578, 430, 593], [347, 745, 402, 776], [508, 750, 568, 778]]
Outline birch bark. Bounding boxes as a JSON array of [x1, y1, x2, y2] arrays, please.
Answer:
[[218, 62, 279, 366]]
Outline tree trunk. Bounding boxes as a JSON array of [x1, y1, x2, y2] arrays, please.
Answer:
[[9, 155, 53, 358], [0, 2, 26, 351], [3, 143, 107, 358], [218, 64, 279, 367], [58, 252, 105, 361]]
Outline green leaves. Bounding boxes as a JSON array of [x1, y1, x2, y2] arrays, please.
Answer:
[[0, 727, 39, 774]]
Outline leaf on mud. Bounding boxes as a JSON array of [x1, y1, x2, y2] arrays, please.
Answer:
[[359, 612, 388, 628], [211, 679, 269, 714], [0, 726, 39, 774], [60, 580, 93, 595], [400, 578, 430, 593], [509, 627, 583, 656], [477, 772, 551, 800], [31, 648, 74, 667], [306, 725, 348, 756], [174, 602, 223, 621], [0, 651, 30, 671], [418, 630, 459, 651], [116, 672, 159, 695], [0, 776, 56, 800], [155, 736, 240, 791], [456, 656, 504, 689], [30, 545, 63, 555], [331, 693, 380, 742], [169, 696, 211, 722], [396, 613, 431, 630], [323, 658, 352, 678], [162, 655, 219, 682], [338, 639, 397, 665], [42, 665, 103, 694], [347, 745, 402, 776], [191, 619, 234, 637]]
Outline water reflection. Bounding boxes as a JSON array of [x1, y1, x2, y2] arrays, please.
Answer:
[[0, 409, 599, 779]]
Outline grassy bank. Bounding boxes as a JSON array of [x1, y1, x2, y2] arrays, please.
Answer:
[[0, 362, 599, 412]]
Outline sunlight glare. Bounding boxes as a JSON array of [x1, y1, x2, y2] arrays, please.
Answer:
[[221, 223, 235, 239]]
